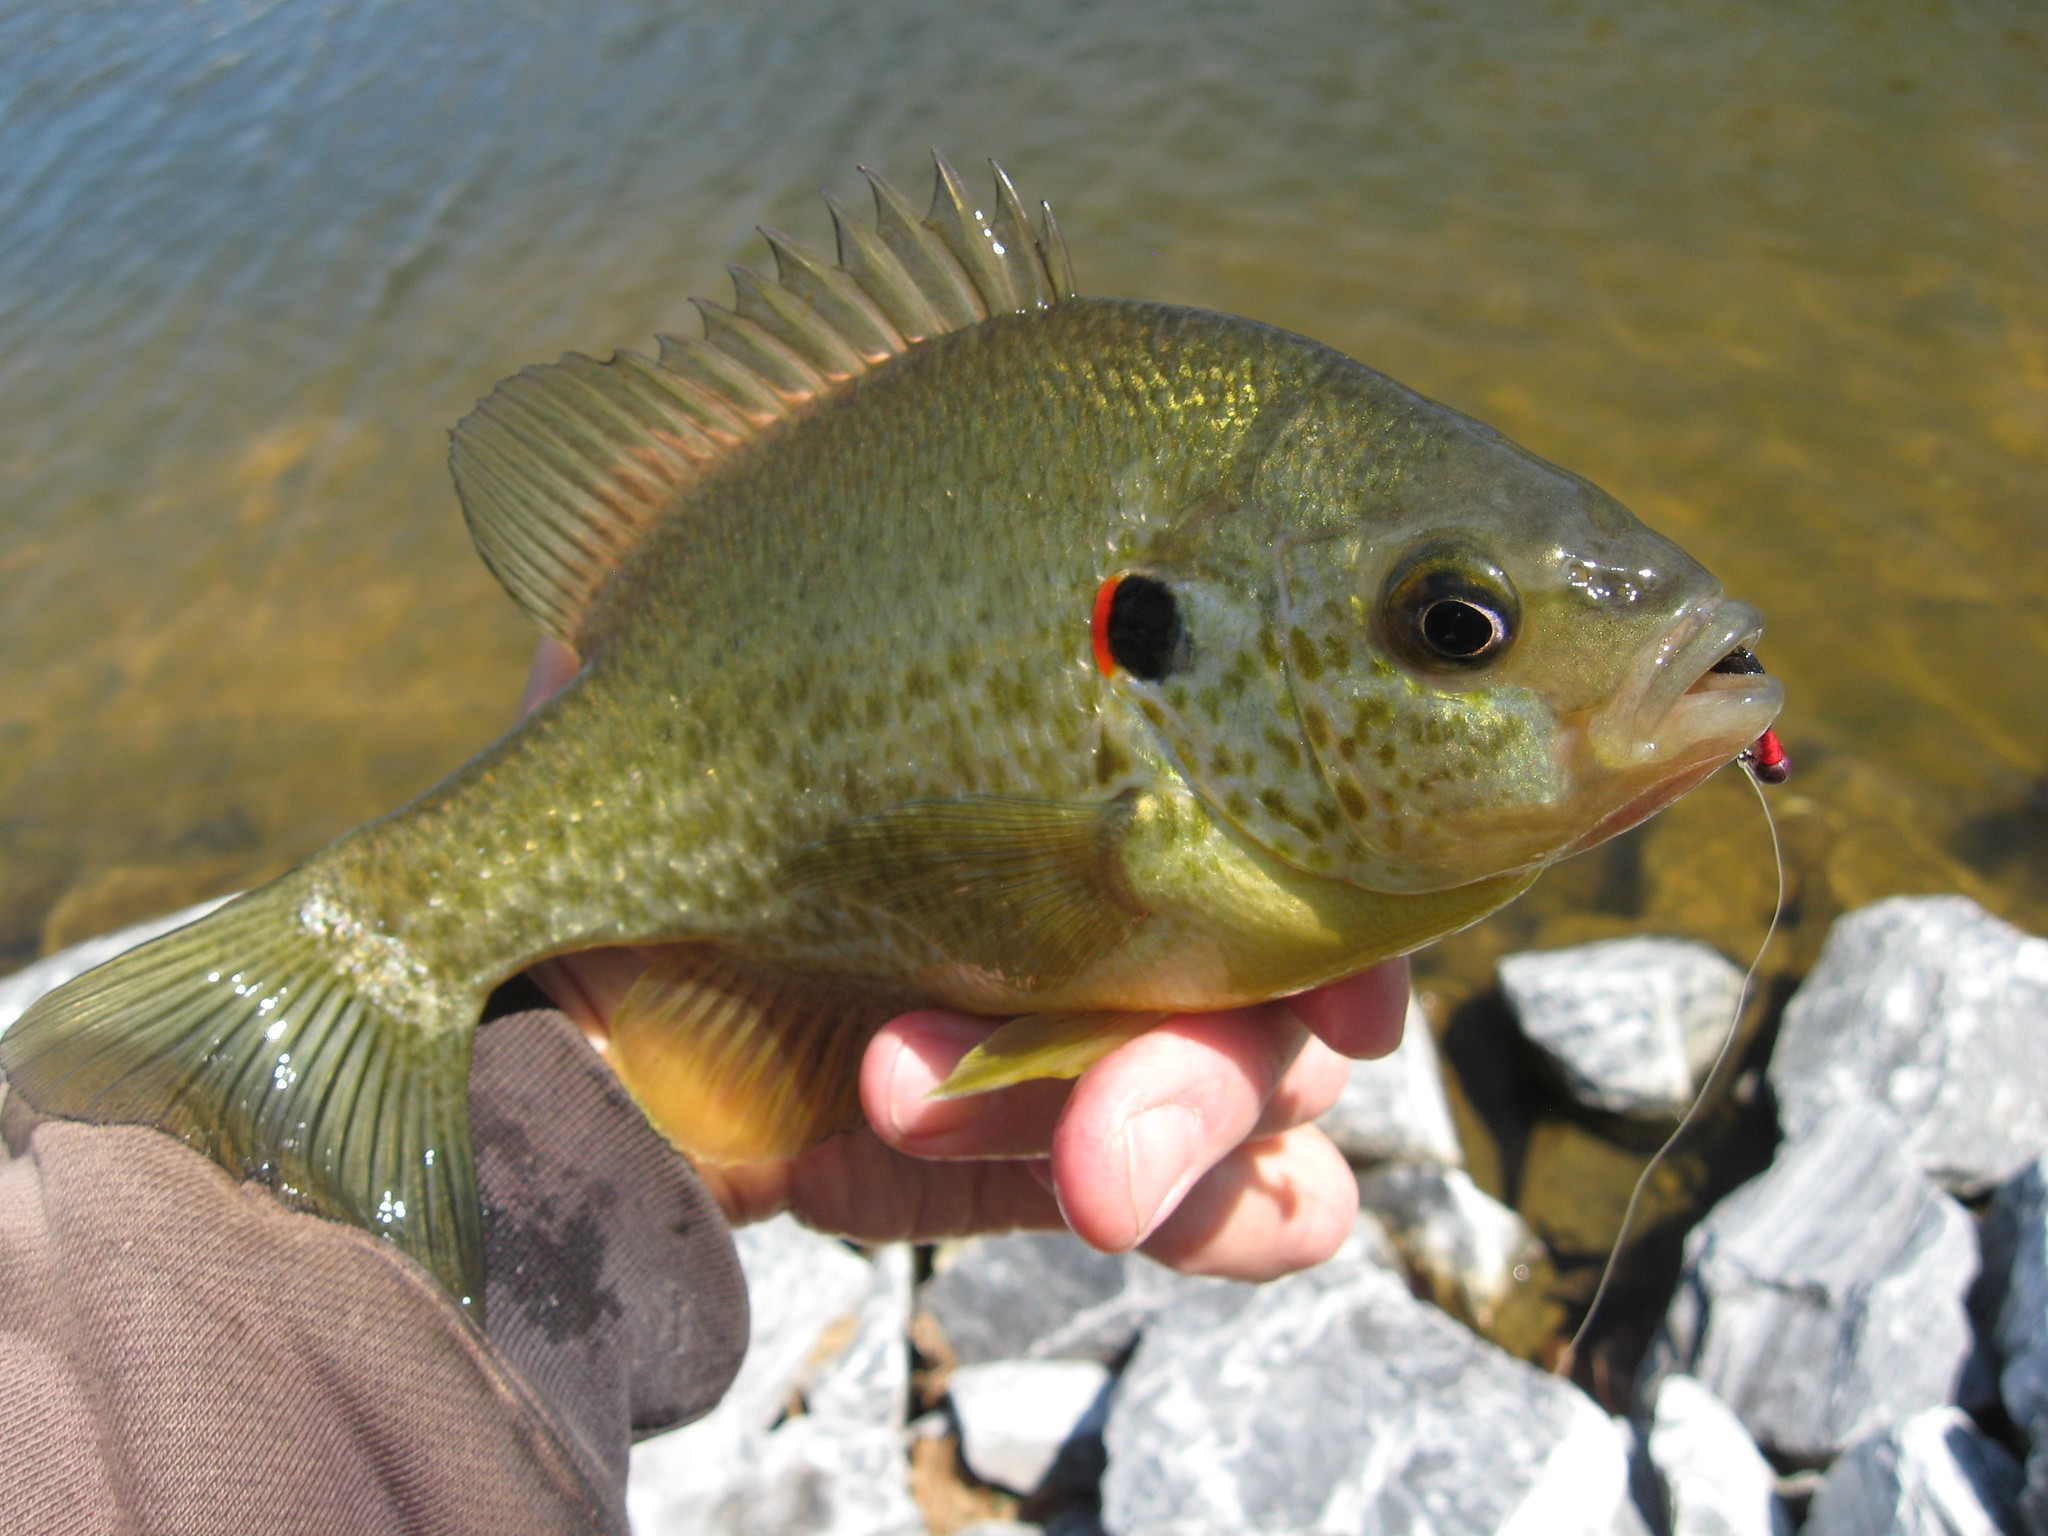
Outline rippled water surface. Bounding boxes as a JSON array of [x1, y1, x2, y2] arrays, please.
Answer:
[[2, 1, 2042, 1021]]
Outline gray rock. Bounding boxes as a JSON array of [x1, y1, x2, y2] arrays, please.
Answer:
[[949, 1358, 1113, 1497], [0, 895, 231, 1037], [1770, 896, 2048, 1194], [1980, 1157, 2048, 1535], [1356, 1161, 1545, 1337], [1101, 1244, 1635, 1535], [1498, 937, 1743, 1117], [1802, 1409, 2022, 1536], [1643, 1374, 1792, 1536], [921, 1231, 1242, 1366], [1312, 990, 1465, 1167], [1646, 1101, 1978, 1466]]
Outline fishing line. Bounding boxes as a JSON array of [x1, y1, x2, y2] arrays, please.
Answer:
[[1561, 761, 1787, 1371]]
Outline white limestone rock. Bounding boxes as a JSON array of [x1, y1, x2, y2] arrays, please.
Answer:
[[1801, 1408, 2022, 1536], [1498, 937, 1743, 1117], [1356, 1161, 1545, 1336], [1642, 1374, 1791, 1536], [807, 1244, 914, 1428], [672, 1415, 927, 1536], [1312, 991, 1465, 1167], [1645, 1101, 1978, 1466], [1770, 896, 2048, 1194], [1101, 1242, 1636, 1535], [949, 1358, 1113, 1497]]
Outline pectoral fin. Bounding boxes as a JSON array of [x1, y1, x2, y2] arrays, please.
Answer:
[[930, 1010, 1168, 1099], [606, 947, 902, 1165], [781, 795, 1146, 991]]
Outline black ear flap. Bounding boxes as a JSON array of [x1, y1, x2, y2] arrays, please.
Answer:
[[1098, 574, 1188, 681]]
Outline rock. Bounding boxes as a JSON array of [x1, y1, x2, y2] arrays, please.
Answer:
[[808, 1244, 914, 1428], [1801, 1408, 2022, 1536], [920, 1231, 1242, 1367], [0, 895, 230, 1037], [1642, 1374, 1792, 1536], [1355, 1161, 1553, 1346], [1645, 1101, 1978, 1466], [627, 1218, 882, 1534], [1770, 896, 2048, 1193], [1980, 1157, 2048, 1534], [1313, 990, 1465, 1166], [1498, 936, 1743, 1117], [949, 1358, 1113, 1497], [1101, 1243, 1637, 1535], [676, 1415, 927, 1536]]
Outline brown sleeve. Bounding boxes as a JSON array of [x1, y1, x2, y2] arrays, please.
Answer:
[[0, 1009, 749, 1536]]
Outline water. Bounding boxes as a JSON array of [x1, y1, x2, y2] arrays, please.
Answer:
[[0, 5, 2041, 1021]]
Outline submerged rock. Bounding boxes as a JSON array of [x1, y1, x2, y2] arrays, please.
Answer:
[[1313, 990, 1465, 1167], [1498, 937, 1743, 1117], [949, 1358, 1112, 1497], [1770, 896, 2048, 1194], [1645, 1101, 1978, 1466], [1101, 1237, 1637, 1535], [1641, 1374, 1791, 1536], [1801, 1408, 2022, 1536], [1355, 1162, 1555, 1348]]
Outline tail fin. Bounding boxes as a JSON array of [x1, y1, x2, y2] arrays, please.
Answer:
[[0, 877, 483, 1309]]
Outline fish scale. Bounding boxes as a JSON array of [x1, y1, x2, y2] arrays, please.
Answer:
[[0, 158, 1782, 1309]]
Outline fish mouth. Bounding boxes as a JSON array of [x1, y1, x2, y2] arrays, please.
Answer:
[[1593, 597, 1784, 769]]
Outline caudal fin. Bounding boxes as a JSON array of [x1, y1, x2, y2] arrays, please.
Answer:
[[0, 877, 483, 1308]]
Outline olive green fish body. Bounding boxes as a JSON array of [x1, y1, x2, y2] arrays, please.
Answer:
[[0, 163, 1783, 1308]]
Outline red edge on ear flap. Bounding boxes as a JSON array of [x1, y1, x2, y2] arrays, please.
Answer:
[[1091, 574, 1122, 678]]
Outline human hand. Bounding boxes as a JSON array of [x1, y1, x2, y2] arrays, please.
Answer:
[[519, 639, 1408, 1284]]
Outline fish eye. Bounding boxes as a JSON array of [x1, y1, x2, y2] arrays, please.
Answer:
[[1382, 544, 1517, 672], [1092, 572, 1189, 681]]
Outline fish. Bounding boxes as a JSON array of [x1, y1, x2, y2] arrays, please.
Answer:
[[0, 157, 1784, 1311]]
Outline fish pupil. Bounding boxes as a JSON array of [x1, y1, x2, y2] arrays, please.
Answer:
[[1106, 575, 1186, 681], [1420, 598, 1503, 660]]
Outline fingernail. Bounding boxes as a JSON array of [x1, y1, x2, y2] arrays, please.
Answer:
[[1124, 1105, 1200, 1245]]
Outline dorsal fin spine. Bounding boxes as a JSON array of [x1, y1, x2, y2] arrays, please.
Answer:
[[727, 263, 869, 376], [864, 168, 987, 330], [451, 159, 1078, 645], [927, 154, 1022, 314], [824, 194, 947, 342], [759, 230, 905, 361], [692, 300, 831, 400]]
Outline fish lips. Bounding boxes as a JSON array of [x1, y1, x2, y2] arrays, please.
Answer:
[[1595, 597, 1785, 769]]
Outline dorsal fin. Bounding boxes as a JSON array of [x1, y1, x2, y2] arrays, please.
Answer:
[[451, 155, 1077, 644]]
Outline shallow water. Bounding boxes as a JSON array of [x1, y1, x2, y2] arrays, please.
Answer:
[[1, 4, 2041, 1022]]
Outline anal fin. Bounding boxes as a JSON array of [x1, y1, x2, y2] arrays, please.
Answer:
[[930, 1011, 1167, 1099], [606, 948, 901, 1165]]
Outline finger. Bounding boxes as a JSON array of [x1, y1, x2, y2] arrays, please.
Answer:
[[704, 1128, 1067, 1241], [1136, 1124, 1359, 1280], [1049, 1002, 1307, 1253], [1285, 958, 1410, 1059], [862, 1011, 1078, 1158], [1248, 1031, 1351, 1140]]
